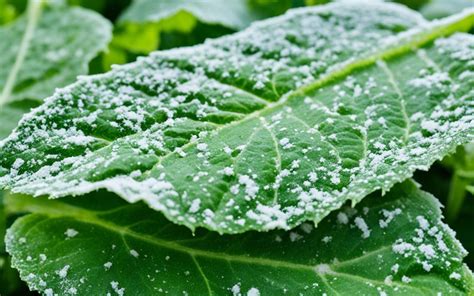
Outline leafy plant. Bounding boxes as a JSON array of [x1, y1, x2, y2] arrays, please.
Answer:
[[0, 0, 473, 295]]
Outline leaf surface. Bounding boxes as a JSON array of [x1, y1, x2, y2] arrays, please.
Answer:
[[0, 3, 112, 140], [5, 181, 474, 295], [1, 2, 474, 233]]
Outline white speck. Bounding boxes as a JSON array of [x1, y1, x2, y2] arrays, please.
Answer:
[[189, 199, 201, 213], [449, 272, 461, 280], [416, 216, 429, 230], [422, 261, 432, 272], [65, 228, 79, 238], [238, 175, 259, 199], [308, 172, 317, 182], [223, 146, 232, 154], [401, 275, 411, 283], [354, 217, 371, 238], [322, 236, 332, 243], [222, 167, 234, 176], [418, 244, 435, 259], [379, 208, 402, 228], [104, 262, 113, 270], [279, 138, 293, 149], [57, 265, 70, 278], [393, 241, 415, 255], [111, 281, 125, 296], [130, 250, 139, 258], [231, 283, 240, 296], [197, 143, 208, 151], [247, 287, 260, 296]]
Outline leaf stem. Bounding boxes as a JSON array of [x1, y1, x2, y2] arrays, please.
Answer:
[[0, 0, 44, 109], [446, 171, 469, 222]]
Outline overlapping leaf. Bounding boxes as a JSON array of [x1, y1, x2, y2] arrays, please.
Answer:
[[1, 2, 473, 233], [5, 181, 473, 295]]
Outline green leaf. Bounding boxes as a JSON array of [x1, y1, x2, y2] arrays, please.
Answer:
[[420, 0, 474, 20], [111, 0, 253, 57], [5, 180, 474, 295], [1, 2, 474, 234], [0, 2, 112, 104], [119, 0, 262, 32], [0, 2, 112, 141]]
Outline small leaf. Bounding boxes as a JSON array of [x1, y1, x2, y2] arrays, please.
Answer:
[[1, 2, 474, 233], [0, 3, 112, 104], [5, 181, 474, 295], [0, 2, 112, 140], [420, 0, 474, 20], [119, 0, 262, 32]]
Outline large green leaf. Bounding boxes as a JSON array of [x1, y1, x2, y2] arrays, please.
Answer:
[[5, 180, 473, 295], [0, 2, 112, 139], [1, 2, 474, 234]]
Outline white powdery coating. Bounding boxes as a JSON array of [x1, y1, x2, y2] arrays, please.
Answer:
[[314, 263, 333, 275], [238, 175, 259, 199], [379, 208, 402, 228], [111, 281, 125, 296], [354, 217, 371, 238], [392, 241, 415, 255], [416, 216, 429, 230], [64, 228, 79, 238], [247, 288, 260, 296], [231, 283, 241, 296], [418, 244, 436, 259], [197, 143, 208, 151], [449, 272, 461, 280], [189, 199, 201, 213], [57, 265, 70, 278]]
